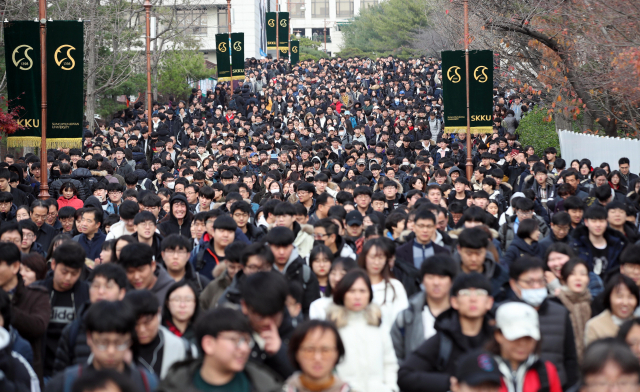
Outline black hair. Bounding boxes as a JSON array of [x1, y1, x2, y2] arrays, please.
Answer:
[[287, 320, 345, 370], [564, 196, 585, 211], [332, 269, 373, 307], [515, 197, 534, 212], [161, 233, 193, 252], [89, 263, 128, 289], [273, 202, 296, 217], [313, 218, 340, 238], [230, 200, 253, 215], [71, 369, 138, 392], [413, 209, 436, 224], [239, 242, 275, 267], [517, 218, 540, 239], [462, 206, 488, 224], [225, 242, 246, 264], [551, 211, 571, 227], [621, 245, 640, 266], [584, 205, 607, 220], [213, 215, 238, 232], [195, 308, 252, 346], [457, 227, 490, 249], [58, 206, 77, 219], [603, 274, 640, 312], [162, 281, 200, 328], [509, 256, 545, 281], [133, 210, 156, 225], [124, 289, 160, 317], [582, 338, 640, 379], [241, 271, 288, 315], [119, 242, 154, 267], [119, 200, 140, 219], [420, 254, 457, 280], [17, 219, 38, 236], [309, 244, 335, 270], [353, 186, 373, 198], [559, 257, 589, 283], [617, 318, 640, 344], [385, 211, 407, 232], [85, 300, 136, 334], [264, 226, 296, 246], [450, 272, 493, 296], [52, 241, 86, 269], [543, 242, 575, 267], [287, 280, 304, 305]]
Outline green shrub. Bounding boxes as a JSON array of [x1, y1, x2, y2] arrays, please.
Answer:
[[517, 107, 560, 156]]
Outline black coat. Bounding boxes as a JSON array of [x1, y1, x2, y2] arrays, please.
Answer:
[[53, 302, 91, 373], [394, 240, 450, 297]]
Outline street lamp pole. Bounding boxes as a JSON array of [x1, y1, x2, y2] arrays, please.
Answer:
[[287, 0, 291, 57], [38, 0, 49, 199], [323, 19, 326, 53], [144, 0, 152, 126], [227, 0, 233, 86], [276, 0, 280, 61], [463, 0, 472, 180]]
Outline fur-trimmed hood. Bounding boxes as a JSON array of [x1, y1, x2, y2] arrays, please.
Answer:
[[325, 303, 382, 328], [448, 227, 499, 239]]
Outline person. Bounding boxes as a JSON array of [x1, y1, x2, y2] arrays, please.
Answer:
[[308, 245, 335, 297], [157, 307, 282, 392], [37, 240, 90, 380], [538, 211, 572, 256], [554, 258, 592, 360], [357, 237, 408, 333], [312, 219, 357, 260], [501, 218, 545, 267], [124, 289, 197, 379], [119, 242, 174, 307], [57, 182, 84, 210], [397, 273, 495, 392], [617, 318, 640, 360], [31, 200, 58, 251], [192, 214, 237, 280], [585, 274, 639, 345], [265, 227, 321, 317], [489, 302, 563, 392], [53, 263, 128, 373], [449, 350, 502, 392], [133, 211, 163, 264], [105, 200, 139, 241], [161, 281, 200, 345], [240, 271, 295, 379], [158, 193, 194, 238], [44, 300, 159, 392], [198, 242, 244, 310], [274, 202, 315, 260], [161, 234, 210, 295], [110, 235, 136, 263], [395, 209, 450, 297], [507, 256, 579, 389], [325, 269, 398, 392], [391, 254, 456, 363], [580, 338, 640, 392], [20, 253, 47, 286], [308, 257, 359, 320], [18, 220, 47, 257], [283, 320, 350, 392], [455, 227, 509, 301], [0, 288, 35, 371], [231, 201, 265, 243], [570, 205, 627, 280], [73, 207, 106, 263]]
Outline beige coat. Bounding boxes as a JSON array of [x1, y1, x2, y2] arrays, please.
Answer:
[[584, 309, 620, 346]]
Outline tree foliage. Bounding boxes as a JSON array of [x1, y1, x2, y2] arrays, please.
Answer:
[[517, 108, 560, 155], [341, 0, 430, 53], [157, 48, 212, 99]]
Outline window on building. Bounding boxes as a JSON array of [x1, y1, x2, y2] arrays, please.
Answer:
[[217, 8, 228, 34], [311, 0, 329, 18], [311, 27, 331, 43], [177, 9, 207, 36], [336, 0, 354, 17], [360, 0, 378, 9], [289, 0, 305, 18]]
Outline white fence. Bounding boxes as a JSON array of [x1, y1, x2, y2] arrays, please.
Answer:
[[557, 130, 640, 174]]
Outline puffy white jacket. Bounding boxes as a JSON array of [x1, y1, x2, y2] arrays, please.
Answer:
[[372, 279, 409, 333]]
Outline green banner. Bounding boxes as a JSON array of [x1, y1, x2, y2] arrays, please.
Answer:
[[231, 33, 245, 81], [216, 33, 231, 81], [47, 21, 84, 148], [266, 12, 277, 50], [4, 21, 42, 148], [290, 40, 299, 65], [278, 12, 289, 49], [442, 50, 493, 134]]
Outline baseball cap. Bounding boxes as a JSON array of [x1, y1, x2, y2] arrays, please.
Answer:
[[454, 350, 502, 387], [356, 159, 366, 166], [346, 211, 364, 226], [495, 302, 540, 341], [249, 152, 258, 157]]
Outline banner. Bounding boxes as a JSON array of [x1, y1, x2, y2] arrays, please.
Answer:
[[47, 21, 84, 148], [216, 33, 232, 81], [290, 40, 300, 65], [230, 33, 245, 81], [442, 50, 493, 134], [4, 21, 42, 148], [278, 12, 289, 50], [266, 12, 277, 50], [279, 47, 289, 59]]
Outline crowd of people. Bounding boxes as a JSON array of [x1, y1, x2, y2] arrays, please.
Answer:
[[0, 54, 639, 392]]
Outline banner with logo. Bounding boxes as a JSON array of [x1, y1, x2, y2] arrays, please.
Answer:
[[4, 21, 42, 147], [47, 21, 84, 148], [216, 33, 232, 81], [290, 40, 299, 65], [442, 50, 493, 134], [231, 33, 245, 81], [266, 12, 277, 50], [278, 12, 289, 50]]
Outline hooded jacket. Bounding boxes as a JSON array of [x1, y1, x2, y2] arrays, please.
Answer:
[[453, 251, 509, 302], [274, 247, 321, 317], [151, 266, 178, 308], [158, 193, 194, 238], [397, 308, 495, 392], [569, 225, 627, 278], [498, 214, 549, 252], [52, 302, 92, 373], [0, 327, 36, 392], [390, 291, 439, 363], [501, 236, 545, 268]]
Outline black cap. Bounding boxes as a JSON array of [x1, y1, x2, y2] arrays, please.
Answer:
[[454, 350, 502, 387], [346, 210, 363, 226]]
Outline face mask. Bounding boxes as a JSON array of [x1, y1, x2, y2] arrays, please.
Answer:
[[270, 188, 278, 194], [520, 287, 547, 307], [166, 182, 175, 189], [339, 131, 346, 136], [222, 133, 228, 137], [395, 99, 400, 104]]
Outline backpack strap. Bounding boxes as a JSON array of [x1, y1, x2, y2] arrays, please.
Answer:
[[195, 247, 207, 271], [63, 366, 82, 392], [534, 360, 550, 392], [436, 334, 453, 372], [301, 263, 311, 290]]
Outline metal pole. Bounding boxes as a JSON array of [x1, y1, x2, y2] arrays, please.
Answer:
[[287, 0, 291, 58], [323, 19, 326, 53], [276, 0, 280, 61], [144, 0, 152, 126], [227, 0, 233, 87], [464, 0, 472, 180], [38, 0, 49, 199]]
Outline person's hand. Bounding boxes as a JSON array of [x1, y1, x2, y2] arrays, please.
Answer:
[[440, 199, 447, 208], [544, 271, 557, 285], [260, 319, 282, 355], [505, 154, 513, 163], [341, 167, 345, 172]]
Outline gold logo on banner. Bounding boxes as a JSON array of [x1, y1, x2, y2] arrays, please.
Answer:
[[12, 45, 34, 70], [218, 42, 227, 52], [292, 46, 298, 53], [268, 19, 275, 27], [473, 66, 488, 83], [16, 119, 40, 128], [233, 41, 242, 51], [446, 66, 461, 83], [280, 19, 287, 27], [54, 45, 76, 70]]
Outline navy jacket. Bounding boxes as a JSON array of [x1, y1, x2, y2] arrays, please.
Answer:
[[73, 231, 106, 261], [569, 225, 628, 277]]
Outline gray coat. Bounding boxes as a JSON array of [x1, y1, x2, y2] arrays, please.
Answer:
[[502, 113, 519, 135], [390, 291, 428, 363], [498, 214, 549, 252]]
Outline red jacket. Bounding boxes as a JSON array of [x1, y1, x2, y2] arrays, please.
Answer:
[[499, 360, 562, 392], [57, 195, 84, 210]]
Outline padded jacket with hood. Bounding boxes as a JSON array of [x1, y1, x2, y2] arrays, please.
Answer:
[[273, 247, 321, 317], [453, 251, 509, 302], [569, 225, 627, 278], [158, 193, 194, 238]]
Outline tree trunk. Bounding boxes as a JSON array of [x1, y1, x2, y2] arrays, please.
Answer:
[[605, 118, 618, 137], [84, 0, 99, 127]]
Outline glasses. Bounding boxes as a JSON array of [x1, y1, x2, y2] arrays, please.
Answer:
[[23, 233, 35, 240], [169, 296, 196, 304], [91, 281, 119, 291], [457, 288, 489, 297], [164, 249, 189, 256], [137, 222, 156, 228], [314, 233, 328, 240], [206, 219, 215, 225], [584, 380, 639, 391], [219, 335, 254, 349], [518, 278, 546, 287], [92, 338, 131, 352], [299, 346, 337, 358], [517, 210, 534, 217], [233, 213, 249, 219]]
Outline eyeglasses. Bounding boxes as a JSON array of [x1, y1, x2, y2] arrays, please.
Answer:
[[584, 380, 639, 391], [137, 222, 156, 228], [168, 296, 196, 304], [518, 278, 546, 287], [23, 233, 35, 240], [233, 213, 249, 219], [457, 288, 489, 297], [314, 233, 328, 240], [164, 249, 189, 256], [92, 338, 131, 352], [91, 281, 119, 291], [219, 335, 254, 349], [299, 346, 337, 358]]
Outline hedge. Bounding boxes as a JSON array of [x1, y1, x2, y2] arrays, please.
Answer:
[[517, 107, 560, 156]]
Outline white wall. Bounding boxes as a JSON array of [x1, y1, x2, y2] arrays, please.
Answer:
[[557, 130, 640, 174]]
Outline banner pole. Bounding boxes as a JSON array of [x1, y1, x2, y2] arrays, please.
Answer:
[[38, 0, 49, 199], [276, 2, 279, 61], [287, 0, 291, 57], [144, 0, 152, 128], [463, 0, 472, 180], [227, 0, 233, 86]]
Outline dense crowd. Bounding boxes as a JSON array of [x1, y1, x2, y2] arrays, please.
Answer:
[[0, 55, 639, 392]]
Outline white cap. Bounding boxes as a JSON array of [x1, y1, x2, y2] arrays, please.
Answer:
[[495, 302, 540, 341]]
